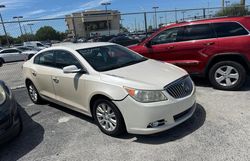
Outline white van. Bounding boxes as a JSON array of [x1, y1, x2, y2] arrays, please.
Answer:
[[23, 41, 48, 50]]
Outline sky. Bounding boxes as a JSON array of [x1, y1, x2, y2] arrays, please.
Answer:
[[0, 0, 249, 37]]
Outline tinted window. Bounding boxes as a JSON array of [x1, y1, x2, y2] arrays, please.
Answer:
[[37, 43, 44, 47], [181, 24, 214, 41], [1, 49, 20, 53], [34, 51, 54, 67], [213, 22, 249, 38], [77, 45, 146, 72], [151, 27, 183, 45], [54, 50, 82, 69]]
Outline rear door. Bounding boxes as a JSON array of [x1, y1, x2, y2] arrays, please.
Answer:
[[212, 22, 250, 57], [166, 24, 218, 73], [32, 51, 56, 99]]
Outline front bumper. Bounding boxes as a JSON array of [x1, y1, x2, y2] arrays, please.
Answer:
[[0, 82, 22, 144], [113, 88, 196, 135]]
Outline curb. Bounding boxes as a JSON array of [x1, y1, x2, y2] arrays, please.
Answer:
[[11, 85, 25, 90]]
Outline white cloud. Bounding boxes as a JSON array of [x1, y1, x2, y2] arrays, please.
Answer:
[[0, 0, 33, 10], [40, 0, 113, 19], [26, 9, 46, 16]]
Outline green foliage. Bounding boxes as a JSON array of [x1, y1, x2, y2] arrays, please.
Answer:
[[35, 26, 60, 41], [215, 3, 249, 17], [0, 26, 67, 46]]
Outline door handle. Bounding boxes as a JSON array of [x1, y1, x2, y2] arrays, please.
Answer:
[[52, 77, 59, 83], [204, 42, 215, 46], [167, 46, 174, 49], [31, 71, 37, 77]]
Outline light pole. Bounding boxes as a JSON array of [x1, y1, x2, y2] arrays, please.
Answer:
[[152, 6, 159, 29], [27, 23, 34, 34], [13, 16, 24, 37], [0, 5, 10, 47], [159, 16, 163, 25], [182, 11, 185, 21], [101, 2, 111, 36]]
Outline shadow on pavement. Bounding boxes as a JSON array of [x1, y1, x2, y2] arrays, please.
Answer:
[[127, 103, 206, 145], [0, 104, 44, 161]]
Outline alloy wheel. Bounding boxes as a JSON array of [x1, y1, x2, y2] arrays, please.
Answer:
[[96, 103, 117, 132], [29, 85, 38, 102], [214, 65, 239, 87]]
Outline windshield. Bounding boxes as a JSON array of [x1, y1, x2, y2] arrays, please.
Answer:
[[77, 45, 147, 72]]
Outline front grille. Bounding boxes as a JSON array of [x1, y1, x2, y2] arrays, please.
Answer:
[[165, 76, 193, 99]]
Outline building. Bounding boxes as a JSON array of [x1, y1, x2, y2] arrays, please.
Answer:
[[65, 10, 121, 39]]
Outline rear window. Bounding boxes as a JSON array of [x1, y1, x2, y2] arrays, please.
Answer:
[[181, 24, 215, 41], [213, 22, 249, 38]]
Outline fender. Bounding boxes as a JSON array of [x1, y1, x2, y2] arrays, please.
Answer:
[[204, 52, 250, 76]]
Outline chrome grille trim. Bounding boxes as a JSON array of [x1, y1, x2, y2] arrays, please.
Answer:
[[164, 75, 193, 99]]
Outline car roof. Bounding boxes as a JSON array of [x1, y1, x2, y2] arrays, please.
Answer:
[[50, 42, 116, 50], [162, 16, 250, 29]]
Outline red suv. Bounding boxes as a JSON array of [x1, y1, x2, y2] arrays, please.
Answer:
[[129, 16, 250, 90]]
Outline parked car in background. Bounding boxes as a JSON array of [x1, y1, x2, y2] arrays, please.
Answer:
[[23, 43, 196, 136], [23, 41, 48, 50], [129, 16, 250, 90], [109, 36, 140, 46], [0, 80, 22, 144], [0, 48, 36, 66]]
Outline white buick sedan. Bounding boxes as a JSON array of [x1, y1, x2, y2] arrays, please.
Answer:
[[23, 42, 196, 136]]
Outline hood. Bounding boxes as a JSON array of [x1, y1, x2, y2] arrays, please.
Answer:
[[100, 59, 188, 90]]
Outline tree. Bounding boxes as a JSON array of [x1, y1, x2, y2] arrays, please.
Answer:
[[35, 26, 61, 41], [0, 35, 14, 46], [215, 3, 249, 17]]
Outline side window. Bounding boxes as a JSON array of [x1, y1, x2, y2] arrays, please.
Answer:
[[213, 22, 249, 38], [151, 27, 183, 45], [181, 24, 214, 41], [54, 50, 82, 69], [37, 43, 44, 47], [34, 51, 55, 67]]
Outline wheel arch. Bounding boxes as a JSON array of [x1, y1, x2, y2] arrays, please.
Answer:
[[205, 53, 250, 76]]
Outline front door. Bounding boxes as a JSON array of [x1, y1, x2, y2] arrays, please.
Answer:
[[52, 50, 87, 112]]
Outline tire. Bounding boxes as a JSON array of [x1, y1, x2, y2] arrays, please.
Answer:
[[93, 99, 126, 136], [26, 81, 44, 104], [209, 61, 246, 90], [0, 58, 4, 67], [28, 54, 34, 60]]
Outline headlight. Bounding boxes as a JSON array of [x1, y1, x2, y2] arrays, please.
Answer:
[[0, 85, 7, 105], [124, 87, 167, 103]]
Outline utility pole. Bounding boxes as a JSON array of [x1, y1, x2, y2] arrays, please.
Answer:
[[101, 2, 111, 36], [27, 23, 34, 34], [152, 6, 159, 29], [0, 5, 10, 47], [240, 0, 245, 6], [175, 8, 178, 23], [13, 16, 24, 37]]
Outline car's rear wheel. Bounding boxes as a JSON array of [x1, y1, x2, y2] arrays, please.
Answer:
[[0, 58, 4, 67], [93, 99, 126, 136], [209, 61, 246, 90], [27, 81, 44, 104]]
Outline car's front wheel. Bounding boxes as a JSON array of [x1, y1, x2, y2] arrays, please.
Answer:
[[93, 99, 126, 136], [209, 61, 246, 90]]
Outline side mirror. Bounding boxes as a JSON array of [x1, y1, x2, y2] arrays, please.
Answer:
[[145, 41, 152, 48], [63, 65, 85, 74]]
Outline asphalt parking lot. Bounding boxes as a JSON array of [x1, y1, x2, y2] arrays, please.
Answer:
[[0, 77, 249, 161]]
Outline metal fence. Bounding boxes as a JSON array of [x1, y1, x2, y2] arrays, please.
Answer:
[[0, 5, 250, 89]]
